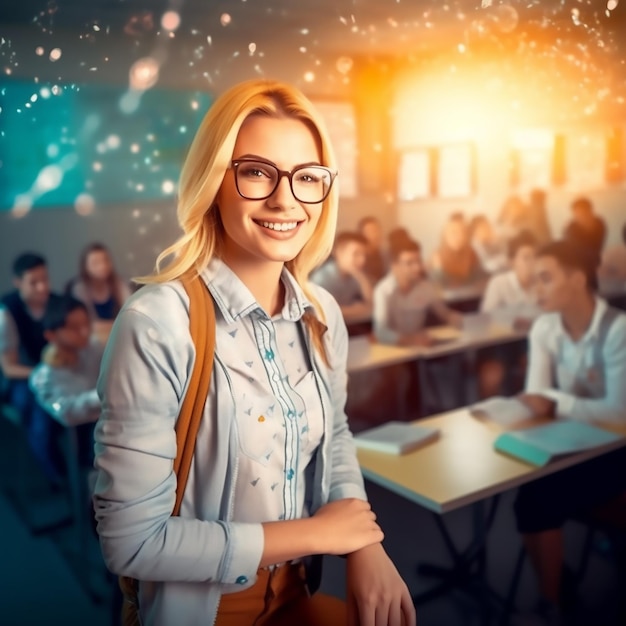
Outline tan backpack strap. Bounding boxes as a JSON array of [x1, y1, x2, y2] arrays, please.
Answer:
[[120, 275, 215, 623], [173, 275, 216, 516]]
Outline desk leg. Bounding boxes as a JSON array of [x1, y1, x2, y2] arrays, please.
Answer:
[[413, 496, 505, 622]]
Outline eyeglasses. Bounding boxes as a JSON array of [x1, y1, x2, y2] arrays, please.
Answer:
[[230, 158, 337, 204]]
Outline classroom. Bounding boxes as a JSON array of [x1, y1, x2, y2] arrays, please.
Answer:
[[1, 1, 625, 625]]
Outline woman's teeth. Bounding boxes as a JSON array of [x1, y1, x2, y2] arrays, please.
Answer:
[[260, 221, 298, 232]]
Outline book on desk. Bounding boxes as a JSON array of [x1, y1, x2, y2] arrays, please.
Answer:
[[354, 421, 440, 455], [493, 420, 625, 467]]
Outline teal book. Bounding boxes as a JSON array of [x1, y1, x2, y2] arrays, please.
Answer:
[[494, 421, 624, 467], [354, 421, 440, 455]]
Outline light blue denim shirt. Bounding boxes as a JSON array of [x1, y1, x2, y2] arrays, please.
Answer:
[[93, 259, 367, 626]]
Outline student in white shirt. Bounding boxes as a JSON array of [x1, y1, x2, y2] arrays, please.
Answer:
[[480, 230, 540, 325], [373, 238, 460, 346], [513, 240, 626, 624], [477, 231, 540, 398]]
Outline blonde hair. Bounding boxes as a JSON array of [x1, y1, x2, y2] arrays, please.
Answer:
[[137, 79, 339, 362]]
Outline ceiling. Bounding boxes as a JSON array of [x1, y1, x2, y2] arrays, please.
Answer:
[[1, 0, 626, 95]]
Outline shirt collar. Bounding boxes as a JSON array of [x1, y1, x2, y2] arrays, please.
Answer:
[[200, 258, 311, 324], [555, 296, 608, 343]]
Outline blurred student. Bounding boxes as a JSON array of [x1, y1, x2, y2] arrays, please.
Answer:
[[0, 252, 63, 482], [67, 242, 131, 343], [480, 230, 540, 326], [477, 231, 539, 398], [429, 212, 487, 288], [30, 296, 103, 430], [310, 231, 372, 320], [563, 196, 606, 263], [513, 240, 626, 623], [374, 238, 460, 346], [526, 188, 553, 247], [599, 221, 626, 283], [469, 214, 509, 275], [373, 238, 464, 414], [357, 216, 386, 284]]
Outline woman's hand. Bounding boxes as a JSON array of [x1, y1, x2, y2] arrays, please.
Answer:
[[312, 499, 384, 555], [346, 543, 416, 626]]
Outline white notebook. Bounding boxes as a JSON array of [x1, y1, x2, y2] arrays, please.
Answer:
[[470, 396, 535, 427], [354, 421, 440, 455]]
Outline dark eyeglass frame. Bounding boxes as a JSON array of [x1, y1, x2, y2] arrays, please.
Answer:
[[229, 158, 337, 204]]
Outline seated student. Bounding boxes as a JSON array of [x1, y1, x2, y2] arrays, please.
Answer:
[[469, 214, 509, 275], [477, 231, 539, 398], [30, 296, 103, 473], [67, 242, 131, 343], [374, 237, 461, 346], [310, 231, 372, 320], [0, 253, 63, 482], [357, 216, 387, 284], [480, 230, 540, 326], [513, 240, 626, 623], [563, 196, 607, 263], [599, 221, 626, 283], [429, 212, 487, 289], [373, 237, 464, 414]]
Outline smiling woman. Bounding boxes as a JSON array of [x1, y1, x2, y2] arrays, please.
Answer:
[[92, 79, 415, 626]]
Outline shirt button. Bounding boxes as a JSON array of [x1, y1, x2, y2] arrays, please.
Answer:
[[235, 575, 248, 585]]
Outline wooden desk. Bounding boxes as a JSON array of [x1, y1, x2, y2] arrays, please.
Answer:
[[357, 409, 626, 514], [357, 409, 626, 614], [441, 283, 486, 313], [347, 321, 527, 416]]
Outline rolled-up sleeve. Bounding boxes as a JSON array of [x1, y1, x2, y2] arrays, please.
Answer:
[[93, 296, 263, 583]]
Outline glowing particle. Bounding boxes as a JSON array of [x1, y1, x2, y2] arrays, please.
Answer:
[[303, 71, 315, 82], [93, 24, 100, 31], [46, 144, 59, 158], [481, 0, 493, 6], [92, 161, 103, 172], [35, 165, 63, 192], [49, 48, 62, 62], [35, 47, 44, 56], [607, 0, 618, 10], [161, 11, 180, 31], [207, 35, 212, 45], [130, 143, 140, 153], [51, 85, 62, 95], [129, 57, 160, 90], [161, 180, 175, 194], [220, 13, 231, 26], [74, 193, 95, 215], [458, 43, 466, 53], [190, 100, 199, 110], [336, 56, 353, 74], [300, 28, 309, 35], [106, 134, 121, 149], [299, 46, 307, 53], [248, 42, 256, 55], [30, 94, 38, 103], [12, 195, 32, 218]]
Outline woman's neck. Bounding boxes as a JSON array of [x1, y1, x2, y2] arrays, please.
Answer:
[[561, 293, 596, 341], [221, 255, 285, 317]]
